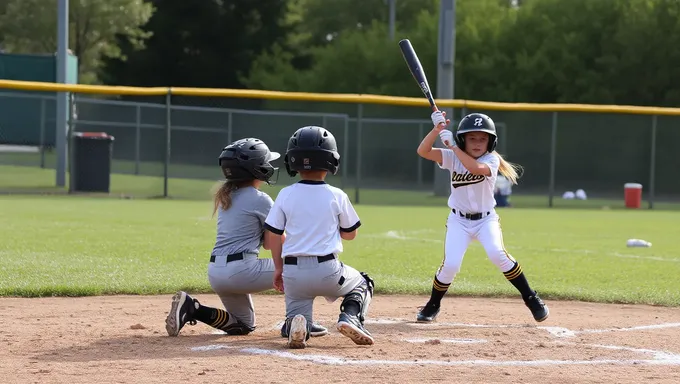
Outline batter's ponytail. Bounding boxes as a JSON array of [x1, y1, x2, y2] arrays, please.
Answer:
[[493, 151, 523, 185], [213, 180, 251, 216]]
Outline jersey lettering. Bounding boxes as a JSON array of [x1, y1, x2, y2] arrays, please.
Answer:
[[451, 171, 485, 188], [439, 149, 499, 212]]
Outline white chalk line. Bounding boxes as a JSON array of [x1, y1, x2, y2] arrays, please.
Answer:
[[558, 341, 680, 361], [538, 323, 680, 338], [363, 230, 441, 244], [195, 318, 680, 367], [578, 322, 680, 337], [217, 318, 680, 339], [216, 318, 680, 337], [272, 320, 285, 331], [403, 337, 487, 344], [409, 321, 526, 330], [370, 230, 680, 263], [190, 344, 680, 367], [392, 319, 680, 338]]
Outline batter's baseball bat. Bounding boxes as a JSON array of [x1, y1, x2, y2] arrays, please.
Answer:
[[398, 39, 438, 112]]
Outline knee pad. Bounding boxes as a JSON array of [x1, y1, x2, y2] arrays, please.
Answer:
[[360, 272, 375, 296], [340, 272, 374, 322]]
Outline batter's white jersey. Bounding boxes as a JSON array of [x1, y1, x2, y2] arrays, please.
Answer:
[[438, 149, 500, 213]]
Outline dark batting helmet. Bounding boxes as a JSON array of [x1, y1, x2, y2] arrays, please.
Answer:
[[284, 126, 340, 177], [456, 113, 498, 152], [218, 138, 280, 183]]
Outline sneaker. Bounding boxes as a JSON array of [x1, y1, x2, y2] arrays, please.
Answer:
[[416, 302, 441, 322], [337, 312, 374, 345], [524, 293, 549, 322], [281, 320, 328, 338], [287, 314, 308, 349], [165, 291, 197, 336]]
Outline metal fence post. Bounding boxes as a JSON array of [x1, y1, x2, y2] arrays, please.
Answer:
[[134, 104, 141, 175], [39, 98, 46, 168], [648, 115, 657, 209], [355, 104, 363, 204], [417, 123, 424, 187], [343, 116, 349, 191], [164, 90, 172, 198], [67, 93, 75, 193], [548, 111, 558, 208]]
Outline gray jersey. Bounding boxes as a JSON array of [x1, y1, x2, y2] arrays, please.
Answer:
[[208, 186, 276, 330], [212, 186, 274, 257]]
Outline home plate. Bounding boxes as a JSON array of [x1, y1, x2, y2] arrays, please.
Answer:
[[403, 337, 487, 344]]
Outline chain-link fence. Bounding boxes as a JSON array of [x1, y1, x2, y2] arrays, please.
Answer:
[[0, 85, 678, 207]]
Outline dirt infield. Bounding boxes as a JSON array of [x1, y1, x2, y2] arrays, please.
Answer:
[[3, 294, 680, 384]]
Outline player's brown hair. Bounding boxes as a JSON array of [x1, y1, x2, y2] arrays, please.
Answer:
[[212, 180, 252, 216], [493, 151, 523, 185]]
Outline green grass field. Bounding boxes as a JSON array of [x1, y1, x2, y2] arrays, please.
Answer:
[[3, 163, 680, 210], [1, 192, 679, 306]]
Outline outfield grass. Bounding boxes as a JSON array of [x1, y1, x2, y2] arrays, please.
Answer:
[[2, 164, 680, 210], [1, 194, 678, 306]]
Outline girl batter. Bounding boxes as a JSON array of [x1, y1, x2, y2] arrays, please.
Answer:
[[415, 111, 549, 324]]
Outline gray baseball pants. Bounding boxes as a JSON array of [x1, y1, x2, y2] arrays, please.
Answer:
[[282, 255, 367, 324], [207, 253, 274, 329]]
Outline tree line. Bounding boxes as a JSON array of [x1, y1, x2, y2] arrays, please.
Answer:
[[2, 0, 680, 107]]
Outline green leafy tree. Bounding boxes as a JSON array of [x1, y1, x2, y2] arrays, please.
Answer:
[[244, 0, 514, 99], [0, 0, 154, 84], [293, 0, 438, 46]]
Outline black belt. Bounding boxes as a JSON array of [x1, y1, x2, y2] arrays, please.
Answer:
[[209, 252, 245, 263], [452, 208, 490, 221], [284, 254, 336, 265]]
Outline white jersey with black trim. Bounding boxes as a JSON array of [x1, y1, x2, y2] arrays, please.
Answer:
[[263, 180, 361, 257], [438, 149, 500, 214]]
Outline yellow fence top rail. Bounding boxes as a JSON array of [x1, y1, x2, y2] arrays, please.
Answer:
[[1, 79, 680, 116], [0, 79, 167, 96]]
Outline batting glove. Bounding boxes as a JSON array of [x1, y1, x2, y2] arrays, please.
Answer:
[[431, 111, 447, 127], [439, 129, 455, 147]]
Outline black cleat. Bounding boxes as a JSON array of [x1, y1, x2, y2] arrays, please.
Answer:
[[281, 319, 328, 338], [223, 320, 256, 335], [416, 302, 441, 322], [165, 291, 197, 336], [337, 313, 374, 345], [524, 293, 549, 322]]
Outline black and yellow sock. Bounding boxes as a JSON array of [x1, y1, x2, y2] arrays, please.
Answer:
[[503, 262, 535, 299], [193, 304, 231, 331], [427, 276, 451, 306]]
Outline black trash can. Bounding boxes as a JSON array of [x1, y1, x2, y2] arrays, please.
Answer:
[[70, 132, 115, 193]]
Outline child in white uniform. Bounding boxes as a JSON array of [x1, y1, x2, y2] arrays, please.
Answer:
[[264, 126, 375, 349], [415, 112, 549, 323]]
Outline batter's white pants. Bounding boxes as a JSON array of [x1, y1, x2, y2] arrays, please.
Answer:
[[435, 210, 517, 285]]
